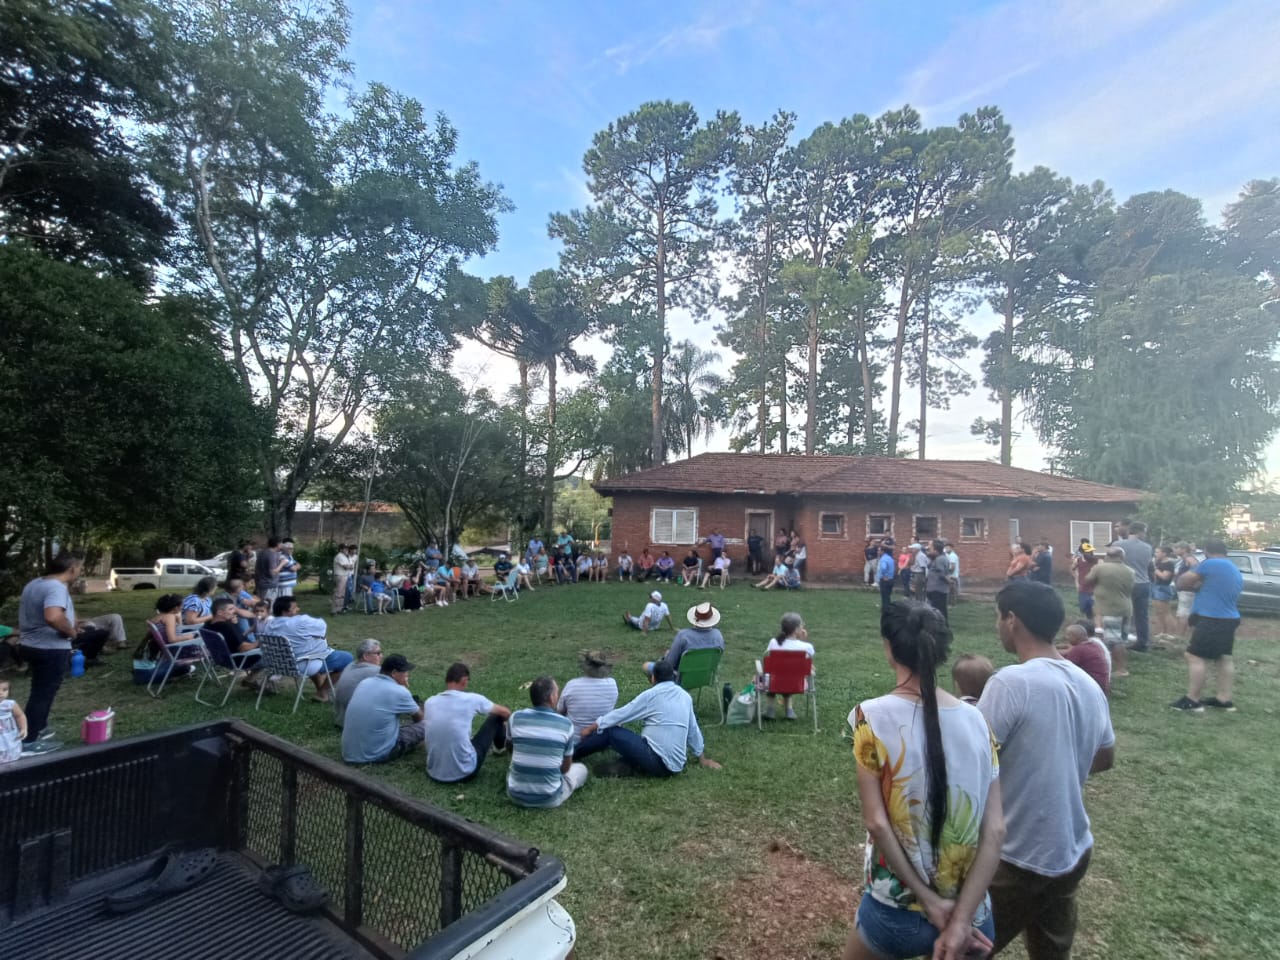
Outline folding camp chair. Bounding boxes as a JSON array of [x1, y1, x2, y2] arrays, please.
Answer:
[[756, 650, 817, 733], [196, 627, 262, 707], [145, 622, 213, 700], [491, 569, 519, 602], [677, 647, 724, 725], [254, 633, 337, 715]]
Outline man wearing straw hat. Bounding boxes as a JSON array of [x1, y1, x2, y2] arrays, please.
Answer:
[[558, 651, 620, 736], [643, 601, 725, 676]]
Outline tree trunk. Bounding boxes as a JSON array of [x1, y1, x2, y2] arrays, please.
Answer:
[[856, 305, 876, 451], [543, 359, 558, 534], [652, 211, 667, 465], [918, 276, 931, 460], [778, 361, 788, 454], [805, 302, 819, 455], [1000, 282, 1014, 466], [888, 260, 913, 457], [757, 220, 772, 454]]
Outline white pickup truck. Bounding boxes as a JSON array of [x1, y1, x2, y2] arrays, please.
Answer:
[[108, 559, 218, 591]]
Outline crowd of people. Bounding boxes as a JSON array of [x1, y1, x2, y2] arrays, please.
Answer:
[[2, 516, 1251, 960]]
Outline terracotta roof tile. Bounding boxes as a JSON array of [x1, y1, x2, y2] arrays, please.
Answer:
[[593, 453, 1145, 503]]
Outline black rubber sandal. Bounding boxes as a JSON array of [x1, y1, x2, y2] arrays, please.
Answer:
[[104, 848, 219, 914], [259, 863, 329, 914]]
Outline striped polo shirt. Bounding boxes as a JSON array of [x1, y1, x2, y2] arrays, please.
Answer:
[[557, 677, 618, 735], [506, 707, 575, 808]]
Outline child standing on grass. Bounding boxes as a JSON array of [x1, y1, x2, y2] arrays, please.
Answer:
[[0, 679, 28, 762], [951, 653, 995, 704]]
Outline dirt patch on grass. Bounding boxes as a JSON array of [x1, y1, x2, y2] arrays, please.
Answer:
[[710, 838, 856, 960]]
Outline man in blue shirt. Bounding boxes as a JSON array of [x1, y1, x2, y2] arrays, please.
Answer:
[[876, 544, 897, 610], [572, 660, 721, 777], [1171, 538, 1244, 713], [342, 654, 424, 763]]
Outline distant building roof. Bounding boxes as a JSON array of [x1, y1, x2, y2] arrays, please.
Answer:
[[592, 453, 1145, 503]]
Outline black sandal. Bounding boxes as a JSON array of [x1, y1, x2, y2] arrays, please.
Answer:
[[259, 863, 329, 914], [104, 848, 219, 914]]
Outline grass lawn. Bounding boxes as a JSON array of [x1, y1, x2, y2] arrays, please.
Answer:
[[4, 580, 1279, 959]]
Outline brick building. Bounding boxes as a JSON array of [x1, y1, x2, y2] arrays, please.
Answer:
[[593, 454, 1145, 582]]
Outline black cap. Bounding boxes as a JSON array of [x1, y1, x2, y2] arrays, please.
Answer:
[[381, 654, 415, 674]]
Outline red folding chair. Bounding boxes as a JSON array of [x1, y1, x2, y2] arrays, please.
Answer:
[[755, 649, 817, 733]]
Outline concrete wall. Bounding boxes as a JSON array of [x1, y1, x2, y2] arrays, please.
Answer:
[[608, 492, 1136, 581]]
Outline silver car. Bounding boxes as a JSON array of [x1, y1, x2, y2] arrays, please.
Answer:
[[1225, 551, 1280, 615]]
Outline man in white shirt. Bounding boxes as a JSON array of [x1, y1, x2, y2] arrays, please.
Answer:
[[699, 554, 730, 589], [558, 651, 619, 735], [422, 662, 512, 783], [979, 580, 1115, 960], [265, 597, 354, 702], [617, 551, 634, 582], [622, 590, 674, 632], [331, 544, 355, 614], [944, 542, 961, 600]]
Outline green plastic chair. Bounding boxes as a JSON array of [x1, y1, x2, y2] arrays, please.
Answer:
[[677, 647, 724, 725]]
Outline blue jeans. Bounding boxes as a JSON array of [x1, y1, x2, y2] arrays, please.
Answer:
[[573, 727, 674, 777], [1131, 583, 1151, 650], [324, 650, 354, 672], [1078, 592, 1095, 618], [856, 892, 993, 959], [20, 646, 68, 742]]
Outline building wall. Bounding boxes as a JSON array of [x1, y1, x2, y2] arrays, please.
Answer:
[[608, 492, 1137, 581]]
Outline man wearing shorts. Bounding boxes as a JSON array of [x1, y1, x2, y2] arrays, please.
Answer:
[[1171, 538, 1243, 713]]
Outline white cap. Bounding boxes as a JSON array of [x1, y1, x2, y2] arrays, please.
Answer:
[[650, 590, 662, 601]]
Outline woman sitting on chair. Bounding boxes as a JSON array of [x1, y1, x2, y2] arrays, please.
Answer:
[[760, 611, 814, 720]]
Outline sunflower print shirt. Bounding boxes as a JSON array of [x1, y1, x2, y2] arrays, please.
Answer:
[[850, 696, 999, 910]]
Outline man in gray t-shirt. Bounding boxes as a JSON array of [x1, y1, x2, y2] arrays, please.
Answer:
[[1113, 520, 1154, 650], [17, 553, 86, 747], [333, 638, 383, 727], [980, 580, 1115, 959]]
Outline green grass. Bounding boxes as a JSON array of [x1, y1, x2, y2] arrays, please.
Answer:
[[5, 582, 1279, 959]]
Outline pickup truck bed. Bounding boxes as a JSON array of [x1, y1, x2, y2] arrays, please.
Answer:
[[4, 851, 376, 959], [0, 722, 574, 960]]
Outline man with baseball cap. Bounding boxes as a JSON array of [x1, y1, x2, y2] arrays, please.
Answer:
[[644, 601, 724, 676], [623, 590, 674, 632], [341, 653, 425, 764]]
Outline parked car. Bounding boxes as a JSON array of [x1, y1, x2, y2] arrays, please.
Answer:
[[1226, 550, 1280, 615], [198, 550, 235, 579], [108, 559, 217, 591]]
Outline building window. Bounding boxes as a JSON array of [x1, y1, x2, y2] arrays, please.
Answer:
[[1069, 520, 1113, 551], [820, 513, 846, 538], [914, 515, 939, 541], [651, 508, 697, 544], [868, 514, 893, 537], [1009, 518, 1020, 544], [960, 517, 987, 541]]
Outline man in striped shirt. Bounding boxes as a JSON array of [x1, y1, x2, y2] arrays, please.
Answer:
[[507, 677, 588, 808]]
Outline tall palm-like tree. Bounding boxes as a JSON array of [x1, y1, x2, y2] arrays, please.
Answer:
[[664, 340, 724, 458]]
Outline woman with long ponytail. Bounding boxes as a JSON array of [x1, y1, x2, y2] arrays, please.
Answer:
[[845, 601, 1005, 960]]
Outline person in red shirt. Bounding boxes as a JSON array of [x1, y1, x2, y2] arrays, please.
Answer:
[[1061, 622, 1111, 696], [1006, 543, 1034, 580], [1071, 542, 1100, 619]]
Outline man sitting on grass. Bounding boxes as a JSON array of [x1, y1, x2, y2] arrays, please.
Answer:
[[623, 590, 673, 632], [422, 662, 512, 783], [264, 597, 354, 702], [506, 676, 589, 808], [342, 654, 424, 764], [334, 638, 383, 727], [572, 660, 721, 777]]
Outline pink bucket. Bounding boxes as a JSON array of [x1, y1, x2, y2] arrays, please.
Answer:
[[81, 708, 115, 744]]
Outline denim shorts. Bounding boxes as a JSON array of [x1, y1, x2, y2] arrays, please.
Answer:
[[855, 893, 993, 959]]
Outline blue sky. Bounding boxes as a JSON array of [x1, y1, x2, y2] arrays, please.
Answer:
[[347, 0, 1280, 473]]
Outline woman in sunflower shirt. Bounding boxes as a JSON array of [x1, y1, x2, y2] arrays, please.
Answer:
[[845, 602, 1005, 960]]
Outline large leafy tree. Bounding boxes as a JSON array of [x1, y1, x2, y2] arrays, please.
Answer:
[[664, 340, 724, 457], [0, 0, 171, 283], [0, 244, 261, 600], [550, 100, 738, 464], [377, 377, 526, 552], [149, 0, 507, 535]]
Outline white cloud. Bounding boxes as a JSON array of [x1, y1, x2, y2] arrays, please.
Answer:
[[599, 4, 759, 75]]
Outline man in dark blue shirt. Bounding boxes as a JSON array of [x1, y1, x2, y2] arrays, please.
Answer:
[[1171, 538, 1243, 712]]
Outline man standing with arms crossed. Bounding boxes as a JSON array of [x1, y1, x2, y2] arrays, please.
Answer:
[[979, 580, 1115, 959]]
